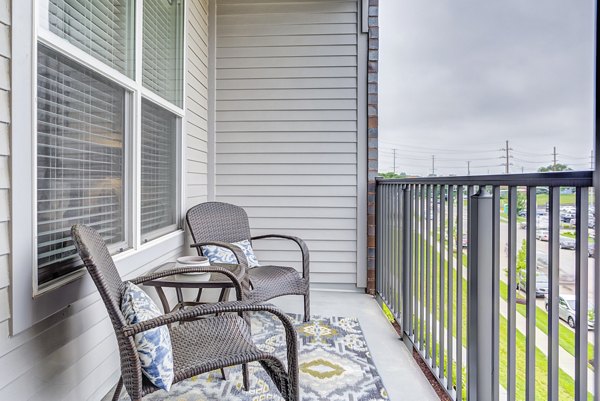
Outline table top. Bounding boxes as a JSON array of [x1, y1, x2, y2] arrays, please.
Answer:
[[143, 262, 245, 289]]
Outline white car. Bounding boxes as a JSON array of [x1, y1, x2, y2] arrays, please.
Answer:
[[536, 229, 549, 241], [545, 294, 595, 330]]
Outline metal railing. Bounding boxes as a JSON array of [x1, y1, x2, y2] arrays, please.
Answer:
[[376, 171, 598, 401]]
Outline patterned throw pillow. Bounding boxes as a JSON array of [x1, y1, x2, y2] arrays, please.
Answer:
[[121, 282, 174, 391], [202, 239, 260, 267]]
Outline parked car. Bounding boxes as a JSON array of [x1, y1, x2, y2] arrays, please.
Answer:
[[517, 210, 527, 217], [545, 294, 595, 330], [561, 211, 575, 223], [559, 236, 576, 250], [517, 272, 548, 298], [589, 243, 595, 258], [519, 221, 527, 229], [536, 229, 549, 241], [462, 234, 468, 248]]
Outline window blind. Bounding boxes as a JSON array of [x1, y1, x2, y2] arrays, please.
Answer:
[[142, 0, 183, 106], [48, 0, 134, 77], [140, 100, 177, 241], [37, 44, 126, 285]]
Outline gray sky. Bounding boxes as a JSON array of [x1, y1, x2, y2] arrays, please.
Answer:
[[379, 1, 596, 177]]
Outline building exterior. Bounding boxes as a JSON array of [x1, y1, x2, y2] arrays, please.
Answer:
[[0, 0, 379, 399]]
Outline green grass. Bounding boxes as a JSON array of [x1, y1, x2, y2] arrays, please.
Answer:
[[499, 192, 578, 207], [498, 279, 595, 362], [393, 233, 593, 399], [561, 231, 595, 243]]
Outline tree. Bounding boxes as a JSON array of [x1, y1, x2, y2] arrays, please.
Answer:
[[517, 192, 526, 214], [538, 163, 572, 172], [379, 171, 407, 179], [516, 239, 527, 284]]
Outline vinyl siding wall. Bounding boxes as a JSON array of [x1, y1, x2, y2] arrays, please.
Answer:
[[0, 1, 210, 399], [215, 0, 364, 287], [186, 0, 210, 209], [0, 0, 11, 338]]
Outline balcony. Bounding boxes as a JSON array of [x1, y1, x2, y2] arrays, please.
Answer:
[[376, 171, 598, 400], [103, 170, 599, 401]]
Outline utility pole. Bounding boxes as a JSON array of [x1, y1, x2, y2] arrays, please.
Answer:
[[467, 161, 471, 176], [553, 146, 558, 171], [431, 155, 436, 176], [392, 148, 397, 174], [500, 140, 513, 174]]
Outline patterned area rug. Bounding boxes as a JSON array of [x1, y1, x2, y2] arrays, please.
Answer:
[[122, 313, 389, 401]]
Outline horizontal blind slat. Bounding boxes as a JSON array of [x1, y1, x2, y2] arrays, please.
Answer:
[[140, 100, 177, 241], [36, 45, 126, 285], [48, 0, 133, 77]]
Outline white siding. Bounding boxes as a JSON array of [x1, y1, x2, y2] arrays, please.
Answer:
[[215, 0, 362, 286], [0, 0, 11, 344], [0, 1, 210, 400], [186, 0, 210, 209]]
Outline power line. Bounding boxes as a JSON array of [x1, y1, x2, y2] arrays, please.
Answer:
[[378, 141, 500, 154]]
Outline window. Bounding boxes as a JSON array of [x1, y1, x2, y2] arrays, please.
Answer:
[[45, 0, 135, 77], [36, 45, 127, 285], [140, 100, 178, 241], [142, 0, 183, 105], [35, 0, 184, 289]]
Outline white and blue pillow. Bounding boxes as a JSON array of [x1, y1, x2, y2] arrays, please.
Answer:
[[121, 282, 174, 391], [202, 239, 260, 267]]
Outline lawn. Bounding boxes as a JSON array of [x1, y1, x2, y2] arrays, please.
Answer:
[[499, 279, 595, 363], [382, 232, 592, 400]]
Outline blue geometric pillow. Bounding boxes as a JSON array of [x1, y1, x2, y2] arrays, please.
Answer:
[[202, 239, 260, 267], [121, 282, 174, 391]]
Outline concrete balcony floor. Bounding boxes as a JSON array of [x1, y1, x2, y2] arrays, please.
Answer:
[[104, 291, 438, 401], [273, 291, 438, 401]]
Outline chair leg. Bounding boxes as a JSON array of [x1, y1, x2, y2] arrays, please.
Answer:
[[111, 377, 123, 401], [243, 363, 250, 390], [220, 368, 228, 380], [303, 294, 310, 322]]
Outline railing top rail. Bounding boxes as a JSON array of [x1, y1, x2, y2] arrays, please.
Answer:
[[376, 170, 593, 187]]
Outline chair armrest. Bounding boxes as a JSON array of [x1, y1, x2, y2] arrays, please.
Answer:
[[190, 241, 249, 267], [130, 265, 245, 300], [252, 234, 310, 280]]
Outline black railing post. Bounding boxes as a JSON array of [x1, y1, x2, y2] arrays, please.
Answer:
[[468, 187, 494, 401], [402, 185, 412, 336]]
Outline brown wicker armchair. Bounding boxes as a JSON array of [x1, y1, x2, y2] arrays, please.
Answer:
[[186, 202, 310, 322], [71, 224, 299, 401]]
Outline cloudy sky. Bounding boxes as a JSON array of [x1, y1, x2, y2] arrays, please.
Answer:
[[379, 1, 596, 176]]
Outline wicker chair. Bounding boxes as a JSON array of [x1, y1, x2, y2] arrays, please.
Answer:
[[71, 224, 299, 401], [186, 202, 310, 322]]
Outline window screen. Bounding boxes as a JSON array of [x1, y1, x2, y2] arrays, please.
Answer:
[[37, 44, 126, 285], [48, 0, 134, 77], [140, 100, 177, 241], [142, 0, 183, 106]]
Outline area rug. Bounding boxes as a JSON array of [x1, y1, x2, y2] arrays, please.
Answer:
[[122, 313, 390, 401]]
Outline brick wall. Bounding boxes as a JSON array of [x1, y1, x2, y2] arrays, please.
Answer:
[[366, 0, 378, 294]]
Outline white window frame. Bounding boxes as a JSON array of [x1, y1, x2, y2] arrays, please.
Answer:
[[10, 0, 188, 334]]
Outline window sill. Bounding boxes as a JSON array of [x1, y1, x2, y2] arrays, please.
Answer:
[[13, 230, 185, 334]]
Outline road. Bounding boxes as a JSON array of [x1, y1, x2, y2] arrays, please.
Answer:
[[495, 219, 596, 344]]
